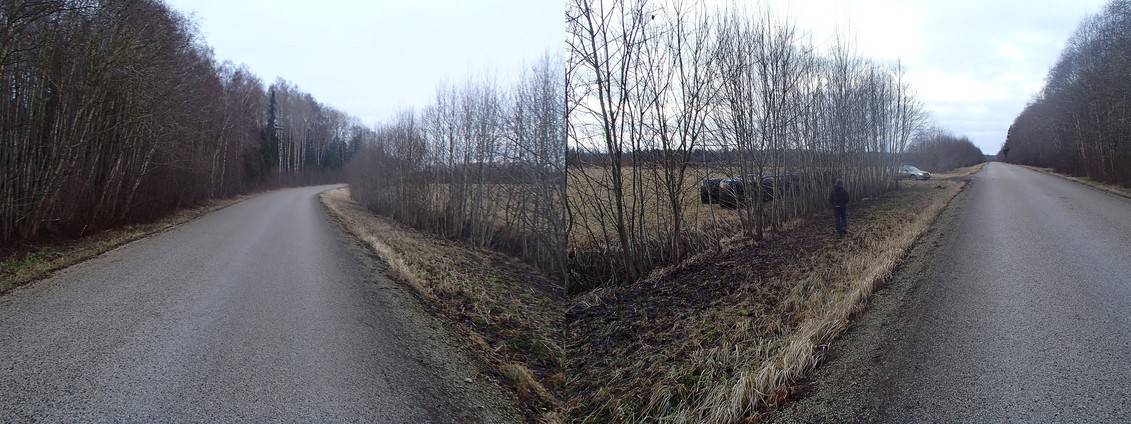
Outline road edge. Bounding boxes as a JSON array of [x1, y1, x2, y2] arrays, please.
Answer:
[[768, 169, 981, 422], [317, 187, 544, 423], [0, 192, 257, 295]]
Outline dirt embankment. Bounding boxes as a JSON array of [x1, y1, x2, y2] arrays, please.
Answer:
[[564, 167, 979, 422], [320, 188, 566, 423], [324, 165, 981, 423]]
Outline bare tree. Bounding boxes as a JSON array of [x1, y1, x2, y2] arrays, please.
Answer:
[[566, 0, 927, 289], [1, 0, 357, 247], [567, 0, 653, 284], [1005, 0, 1131, 187], [347, 55, 569, 285]]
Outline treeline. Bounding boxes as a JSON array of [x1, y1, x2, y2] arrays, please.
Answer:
[[1, 0, 364, 246], [346, 55, 569, 286], [569, 148, 905, 168], [904, 129, 986, 172], [1003, 0, 1131, 186], [567, 0, 927, 289]]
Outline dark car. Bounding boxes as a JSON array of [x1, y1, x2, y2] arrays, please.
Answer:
[[716, 174, 799, 208], [717, 176, 750, 208], [700, 177, 724, 204], [897, 164, 931, 181], [759, 174, 801, 201]]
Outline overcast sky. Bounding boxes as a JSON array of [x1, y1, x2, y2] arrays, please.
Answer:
[[768, 0, 1107, 154], [164, 0, 563, 126], [165, 0, 1106, 155]]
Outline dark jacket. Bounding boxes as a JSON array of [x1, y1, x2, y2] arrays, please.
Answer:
[[829, 186, 849, 208]]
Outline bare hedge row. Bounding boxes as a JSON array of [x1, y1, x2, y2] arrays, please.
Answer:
[[346, 55, 570, 288], [566, 0, 928, 289]]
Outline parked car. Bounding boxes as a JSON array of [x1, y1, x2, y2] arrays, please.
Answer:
[[700, 177, 724, 204], [898, 164, 931, 181], [759, 174, 801, 201], [716, 174, 800, 208], [717, 176, 750, 208]]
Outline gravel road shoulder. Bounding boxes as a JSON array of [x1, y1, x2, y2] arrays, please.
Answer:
[[768, 176, 977, 422], [0, 185, 526, 422], [321, 198, 526, 423]]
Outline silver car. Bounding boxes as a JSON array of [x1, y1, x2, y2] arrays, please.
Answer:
[[898, 165, 931, 180]]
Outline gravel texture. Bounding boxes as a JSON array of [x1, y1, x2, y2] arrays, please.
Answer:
[[772, 162, 1131, 422], [0, 185, 522, 423]]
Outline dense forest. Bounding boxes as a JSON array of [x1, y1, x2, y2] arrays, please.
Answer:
[[0, 0, 364, 246], [1002, 0, 1130, 186], [904, 128, 986, 172]]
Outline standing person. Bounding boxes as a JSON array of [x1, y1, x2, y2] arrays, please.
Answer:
[[829, 179, 849, 235]]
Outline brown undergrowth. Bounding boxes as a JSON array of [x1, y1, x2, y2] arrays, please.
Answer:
[[564, 166, 979, 423], [320, 188, 566, 423], [0, 193, 253, 294], [1021, 164, 1131, 199]]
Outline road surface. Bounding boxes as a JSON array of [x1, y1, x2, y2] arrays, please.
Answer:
[[774, 163, 1131, 422], [0, 185, 520, 422]]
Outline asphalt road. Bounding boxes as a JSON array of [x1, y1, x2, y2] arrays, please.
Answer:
[[774, 162, 1131, 422], [0, 185, 519, 422]]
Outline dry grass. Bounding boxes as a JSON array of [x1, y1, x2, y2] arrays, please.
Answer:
[[503, 361, 556, 404], [567, 165, 731, 245], [0, 194, 253, 294], [393, 182, 554, 230], [934, 162, 986, 179], [566, 164, 884, 244], [1020, 164, 1131, 199], [565, 164, 979, 422], [565, 165, 805, 289], [320, 187, 566, 422]]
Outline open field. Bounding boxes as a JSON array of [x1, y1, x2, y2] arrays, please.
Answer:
[[567, 164, 809, 241], [567, 165, 737, 244], [566, 163, 919, 240], [566, 163, 902, 289], [563, 163, 983, 422]]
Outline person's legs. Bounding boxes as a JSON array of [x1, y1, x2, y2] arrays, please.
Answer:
[[835, 207, 847, 234]]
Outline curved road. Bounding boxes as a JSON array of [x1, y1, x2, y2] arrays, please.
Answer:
[[776, 162, 1131, 422], [0, 185, 519, 422]]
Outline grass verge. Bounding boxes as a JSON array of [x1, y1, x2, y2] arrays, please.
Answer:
[[320, 187, 566, 423], [565, 164, 980, 422], [0, 194, 252, 294], [1020, 164, 1131, 199]]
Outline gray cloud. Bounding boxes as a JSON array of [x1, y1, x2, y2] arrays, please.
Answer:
[[168, 0, 1108, 156], [897, 0, 1104, 153], [166, 0, 563, 126]]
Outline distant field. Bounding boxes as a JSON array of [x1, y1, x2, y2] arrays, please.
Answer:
[[565, 164, 890, 238], [566, 165, 732, 244], [364, 182, 558, 232]]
